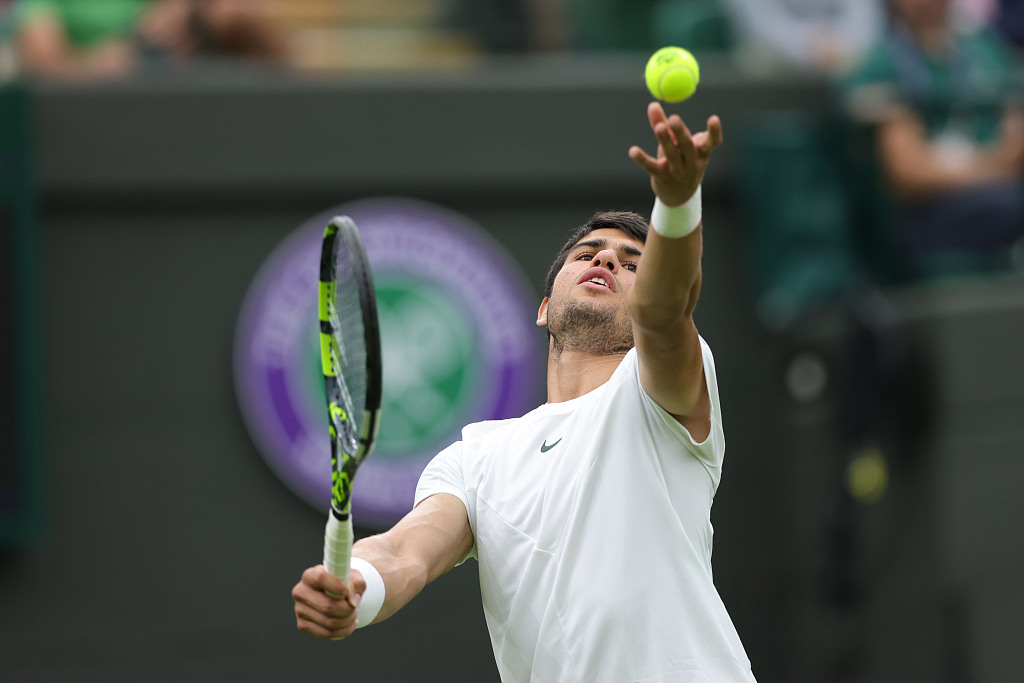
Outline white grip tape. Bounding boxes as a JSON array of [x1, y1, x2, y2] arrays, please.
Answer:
[[323, 513, 353, 581], [349, 557, 386, 628], [651, 186, 702, 238]]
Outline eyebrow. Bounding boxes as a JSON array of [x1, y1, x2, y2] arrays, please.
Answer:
[[570, 238, 643, 258]]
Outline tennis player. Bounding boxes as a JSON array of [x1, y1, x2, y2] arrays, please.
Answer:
[[292, 101, 757, 682]]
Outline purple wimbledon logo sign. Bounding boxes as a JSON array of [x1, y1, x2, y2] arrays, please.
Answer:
[[234, 198, 543, 527]]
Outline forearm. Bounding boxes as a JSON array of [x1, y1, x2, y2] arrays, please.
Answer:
[[879, 114, 1022, 200], [17, 19, 74, 75], [625, 105, 719, 429], [352, 493, 473, 624], [628, 197, 707, 422], [628, 200, 703, 331], [351, 534, 429, 623], [886, 148, 1017, 198]]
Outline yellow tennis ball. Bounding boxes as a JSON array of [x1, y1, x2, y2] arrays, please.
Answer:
[[645, 46, 700, 103]]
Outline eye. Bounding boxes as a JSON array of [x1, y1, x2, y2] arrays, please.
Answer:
[[574, 252, 594, 261], [623, 262, 638, 272]]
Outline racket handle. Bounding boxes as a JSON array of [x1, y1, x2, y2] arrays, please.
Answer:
[[323, 513, 354, 581]]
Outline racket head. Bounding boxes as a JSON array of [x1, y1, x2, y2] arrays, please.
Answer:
[[318, 216, 382, 522]]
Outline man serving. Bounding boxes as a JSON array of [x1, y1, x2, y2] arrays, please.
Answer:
[[292, 101, 757, 683]]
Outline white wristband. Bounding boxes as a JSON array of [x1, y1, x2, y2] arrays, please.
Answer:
[[651, 186, 702, 238], [349, 557, 385, 628]]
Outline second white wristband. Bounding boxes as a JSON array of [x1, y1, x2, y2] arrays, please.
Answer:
[[651, 186, 702, 238], [349, 557, 386, 628]]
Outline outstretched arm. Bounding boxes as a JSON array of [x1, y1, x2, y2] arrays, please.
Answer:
[[626, 102, 723, 441], [293, 492, 473, 640], [17, 10, 135, 79], [877, 105, 1024, 200]]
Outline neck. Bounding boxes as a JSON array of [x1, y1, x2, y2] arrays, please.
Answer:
[[902, 14, 951, 54], [545, 345, 627, 403], [916, 25, 951, 53]]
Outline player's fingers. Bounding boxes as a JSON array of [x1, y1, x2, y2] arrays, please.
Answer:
[[298, 621, 352, 641], [691, 117, 723, 164], [668, 115, 696, 168], [310, 564, 350, 596], [292, 572, 327, 608], [647, 101, 668, 131], [293, 579, 358, 632], [628, 145, 664, 176], [347, 569, 368, 609], [294, 566, 360, 614], [293, 590, 349, 625], [653, 122, 683, 169], [703, 115, 723, 154], [296, 603, 358, 640], [349, 569, 368, 597], [299, 595, 356, 623]]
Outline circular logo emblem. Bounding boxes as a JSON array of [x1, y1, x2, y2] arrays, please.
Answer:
[[234, 198, 543, 527]]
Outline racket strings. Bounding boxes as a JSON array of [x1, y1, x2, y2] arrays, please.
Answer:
[[326, 298, 358, 453], [328, 241, 370, 458]]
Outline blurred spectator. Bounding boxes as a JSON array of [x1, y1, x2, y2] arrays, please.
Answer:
[[15, 0, 283, 80], [567, 0, 734, 54], [444, 0, 570, 52], [719, 0, 886, 73], [1, 0, 17, 78], [995, 0, 1024, 48], [566, 0, 661, 51], [839, 0, 1024, 280]]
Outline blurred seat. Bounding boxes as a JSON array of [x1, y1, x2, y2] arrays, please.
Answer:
[[651, 0, 734, 53], [735, 110, 854, 328], [261, 0, 478, 71], [570, 0, 733, 52]]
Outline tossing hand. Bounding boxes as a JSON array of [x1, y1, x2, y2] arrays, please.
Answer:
[[628, 102, 723, 207]]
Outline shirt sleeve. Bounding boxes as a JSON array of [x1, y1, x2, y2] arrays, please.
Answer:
[[632, 338, 727, 481], [16, 0, 59, 27], [414, 440, 478, 561]]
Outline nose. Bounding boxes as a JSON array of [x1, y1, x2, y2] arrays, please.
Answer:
[[591, 248, 619, 271]]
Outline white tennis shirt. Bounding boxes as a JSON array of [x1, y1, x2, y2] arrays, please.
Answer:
[[414, 338, 756, 682]]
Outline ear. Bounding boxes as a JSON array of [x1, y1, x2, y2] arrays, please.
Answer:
[[536, 297, 549, 327]]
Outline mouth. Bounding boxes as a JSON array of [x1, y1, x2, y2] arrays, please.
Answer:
[[577, 267, 616, 293]]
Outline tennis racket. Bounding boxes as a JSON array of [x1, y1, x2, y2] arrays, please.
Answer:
[[318, 216, 382, 582]]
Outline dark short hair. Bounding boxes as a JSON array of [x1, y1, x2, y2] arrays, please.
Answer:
[[542, 211, 650, 299]]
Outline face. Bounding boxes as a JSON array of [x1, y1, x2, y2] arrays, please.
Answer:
[[889, 0, 949, 28], [537, 228, 643, 355]]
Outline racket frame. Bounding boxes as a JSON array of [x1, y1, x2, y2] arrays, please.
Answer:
[[318, 216, 382, 582]]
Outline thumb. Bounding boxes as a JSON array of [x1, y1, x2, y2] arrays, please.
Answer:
[[348, 568, 368, 607], [319, 565, 352, 600]]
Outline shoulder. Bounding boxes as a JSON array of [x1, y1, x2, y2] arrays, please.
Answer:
[[843, 35, 901, 81], [837, 35, 908, 124], [428, 414, 533, 466], [458, 415, 527, 443], [16, 0, 60, 23], [962, 27, 1021, 71]]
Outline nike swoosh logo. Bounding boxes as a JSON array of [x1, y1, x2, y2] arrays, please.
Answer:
[[540, 438, 562, 453]]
